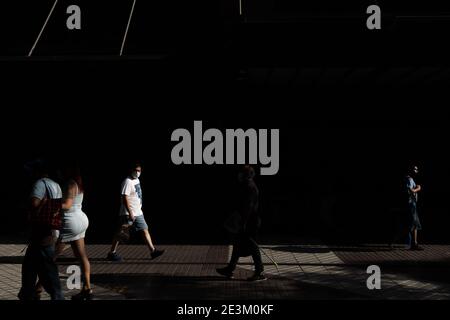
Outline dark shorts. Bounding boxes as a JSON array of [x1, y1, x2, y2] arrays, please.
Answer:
[[118, 215, 148, 232], [409, 202, 422, 231]]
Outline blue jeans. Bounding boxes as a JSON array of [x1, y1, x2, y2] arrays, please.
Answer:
[[18, 244, 64, 300], [406, 202, 422, 246]]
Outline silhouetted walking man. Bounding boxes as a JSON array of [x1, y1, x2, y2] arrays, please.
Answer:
[[217, 166, 266, 281]]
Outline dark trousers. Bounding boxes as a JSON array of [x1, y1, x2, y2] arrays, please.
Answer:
[[390, 209, 409, 245], [18, 243, 63, 300], [228, 234, 264, 275]]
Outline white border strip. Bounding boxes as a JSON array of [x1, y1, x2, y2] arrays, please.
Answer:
[[28, 0, 59, 57]]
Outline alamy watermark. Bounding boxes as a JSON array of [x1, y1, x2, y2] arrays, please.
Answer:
[[170, 121, 280, 176], [366, 265, 381, 290], [66, 265, 81, 290], [60, 4, 381, 31]]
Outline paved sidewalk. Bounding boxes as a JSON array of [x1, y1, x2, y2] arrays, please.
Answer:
[[1, 244, 450, 300]]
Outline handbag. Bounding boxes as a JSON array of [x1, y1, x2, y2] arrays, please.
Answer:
[[118, 223, 132, 243]]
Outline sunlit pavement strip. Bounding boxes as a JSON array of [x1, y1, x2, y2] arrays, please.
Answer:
[[232, 244, 450, 299], [0, 245, 124, 300], [1, 244, 450, 300]]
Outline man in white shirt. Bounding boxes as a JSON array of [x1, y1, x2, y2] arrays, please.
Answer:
[[107, 163, 164, 261]]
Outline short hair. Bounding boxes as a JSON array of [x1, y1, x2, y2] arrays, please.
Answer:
[[406, 163, 419, 175], [32, 158, 51, 175], [129, 161, 142, 171]]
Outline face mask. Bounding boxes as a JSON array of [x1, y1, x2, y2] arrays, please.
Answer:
[[132, 171, 141, 179]]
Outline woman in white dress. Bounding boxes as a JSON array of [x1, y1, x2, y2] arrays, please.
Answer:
[[58, 165, 92, 300]]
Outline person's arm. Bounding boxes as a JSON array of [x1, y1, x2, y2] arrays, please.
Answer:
[[122, 195, 135, 221], [407, 177, 421, 194], [30, 197, 42, 209], [241, 186, 258, 232], [241, 208, 251, 232], [62, 181, 76, 210], [120, 179, 136, 220], [30, 180, 45, 213]]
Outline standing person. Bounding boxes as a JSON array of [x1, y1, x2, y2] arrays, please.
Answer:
[[406, 164, 423, 250], [57, 163, 92, 300], [106, 162, 165, 261], [18, 160, 72, 301], [217, 166, 266, 281]]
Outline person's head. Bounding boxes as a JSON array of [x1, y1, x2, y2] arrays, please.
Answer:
[[61, 161, 83, 192], [27, 158, 50, 180], [408, 164, 419, 177], [129, 162, 142, 179], [238, 165, 255, 182]]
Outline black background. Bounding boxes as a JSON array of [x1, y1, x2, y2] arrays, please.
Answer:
[[1, 0, 450, 246]]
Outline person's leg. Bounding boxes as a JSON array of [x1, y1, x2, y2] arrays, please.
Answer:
[[216, 244, 239, 278], [111, 216, 129, 253], [413, 229, 418, 246], [37, 245, 64, 300], [248, 237, 264, 275], [217, 234, 243, 278], [228, 244, 240, 271], [110, 235, 120, 253], [243, 230, 266, 281], [71, 239, 91, 290], [406, 229, 412, 247], [110, 233, 121, 252], [134, 216, 154, 251], [141, 229, 156, 252], [34, 237, 65, 299], [406, 202, 415, 248], [18, 245, 39, 300], [140, 228, 165, 259], [389, 212, 406, 249], [55, 240, 66, 257], [34, 236, 64, 299], [135, 216, 164, 258], [107, 218, 125, 261], [106, 237, 121, 261]]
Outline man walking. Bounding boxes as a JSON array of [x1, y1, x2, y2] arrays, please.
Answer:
[[217, 166, 266, 281], [107, 162, 165, 261], [406, 164, 423, 250], [19, 160, 71, 300]]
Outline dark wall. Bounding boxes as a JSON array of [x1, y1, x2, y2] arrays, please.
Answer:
[[2, 59, 449, 245], [2, 0, 450, 244]]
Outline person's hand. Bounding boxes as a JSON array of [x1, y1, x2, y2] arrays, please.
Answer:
[[36, 198, 48, 212], [129, 214, 136, 222], [40, 198, 48, 206]]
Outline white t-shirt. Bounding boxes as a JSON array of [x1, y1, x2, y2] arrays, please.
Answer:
[[30, 178, 62, 200], [119, 177, 143, 216]]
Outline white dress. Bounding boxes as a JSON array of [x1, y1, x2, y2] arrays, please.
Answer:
[[60, 191, 89, 243]]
